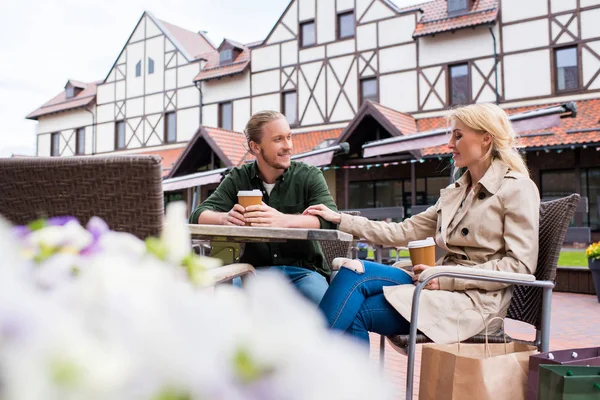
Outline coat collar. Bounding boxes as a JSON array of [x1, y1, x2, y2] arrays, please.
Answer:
[[450, 158, 509, 194]]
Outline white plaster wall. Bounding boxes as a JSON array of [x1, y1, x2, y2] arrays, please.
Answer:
[[317, 0, 336, 44], [145, 36, 165, 94], [84, 126, 94, 155], [233, 98, 251, 132], [503, 50, 551, 100], [130, 18, 145, 42], [126, 42, 144, 98], [252, 93, 280, 114], [96, 122, 115, 153], [177, 107, 200, 141], [327, 40, 355, 57], [202, 72, 251, 104], [252, 70, 280, 96], [583, 41, 600, 89], [126, 97, 144, 118], [268, 24, 296, 44], [581, 0, 599, 6], [165, 69, 177, 91], [281, 41, 298, 66], [36, 109, 93, 134], [378, 15, 415, 47], [146, 16, 161, 37], [356, 23, 377, 51], [299, 46, 325, 63], [550, 0, 577, 13], [177, 86, 200, 109], [361, 0, 395, 23], [337, 0, 354, 11], [380, 71, 418, 113], [177, 64, 200, 88], [144, 93, 163, 115], [96, 104, 113, 124], [502, 19, 549, 53], [252, 45, 280, 72], [419, 26, 495, 66], [379, 43, 416, 73], [37, 133, 50, 156], [501, 0, 548, 23], [96, 83, 114, 105], [298, 0, 316, 21], [581, 8, 600, 40], [116, 81, 126, 101], [202, 104, 218, 128]]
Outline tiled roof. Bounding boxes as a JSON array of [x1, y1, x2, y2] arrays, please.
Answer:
[[419, 98, 600, 156], [412, 0, 499, 38], [26, 81, 100, 120], [203, 127, 249, 166], [137, 147, 186, 177], [194, 46, 251, 82], [371, 102, 417, 134], [158, 18, 215, 60]]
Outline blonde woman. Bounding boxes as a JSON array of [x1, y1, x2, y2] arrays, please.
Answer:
[[304, 103, 540, 344]]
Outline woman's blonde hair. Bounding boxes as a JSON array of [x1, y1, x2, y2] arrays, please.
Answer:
[[446, 103, 529, 177]]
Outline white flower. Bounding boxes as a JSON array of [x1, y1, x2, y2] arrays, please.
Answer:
[[161, 201, 191, 265]]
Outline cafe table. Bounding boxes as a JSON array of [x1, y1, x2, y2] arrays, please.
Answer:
[[188, 224, 353, 264]]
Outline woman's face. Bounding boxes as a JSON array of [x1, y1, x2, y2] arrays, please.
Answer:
[[447, 119, 491, 169]]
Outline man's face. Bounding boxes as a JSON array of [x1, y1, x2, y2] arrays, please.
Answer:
[[254, 117, 293, 170]]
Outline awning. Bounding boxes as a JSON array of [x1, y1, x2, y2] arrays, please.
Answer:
[[291, 143, 349, 167], [162, 168, 227, 192], [362, 103, 576, 158]]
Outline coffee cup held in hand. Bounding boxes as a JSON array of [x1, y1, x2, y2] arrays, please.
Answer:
[[408, 237, 436, 268], [237, 190, 263, 226]]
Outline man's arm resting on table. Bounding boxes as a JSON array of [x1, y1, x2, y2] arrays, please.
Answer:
[[196, 209, 226, 225], [285, 214, 321, 229]]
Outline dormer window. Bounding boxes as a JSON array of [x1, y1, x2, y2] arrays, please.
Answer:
[[220, 49, 233, 65], [65, 86, 75, 99], [447, 0, 473, 16]]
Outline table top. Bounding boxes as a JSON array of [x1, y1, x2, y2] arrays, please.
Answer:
[[188, 224, 353, 243]]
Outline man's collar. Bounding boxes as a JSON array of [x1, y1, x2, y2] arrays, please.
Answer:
[[250, 160, 293, 182]]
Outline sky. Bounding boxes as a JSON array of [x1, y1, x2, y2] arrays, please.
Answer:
[[0, 0, 430, 157]]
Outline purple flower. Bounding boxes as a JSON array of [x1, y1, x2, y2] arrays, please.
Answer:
[[11, 225, 31, 239], [47, 216, 79, 226], [86, 217, 109, 241]]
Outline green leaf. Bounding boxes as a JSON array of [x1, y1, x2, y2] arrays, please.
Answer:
[[34, 243, 57, 264], [153, 387, 193, 400], [145, 237, 168, 261], [233, 347, 273, 384], [27, 219, 47, 231], [51, 358, 82, 388]]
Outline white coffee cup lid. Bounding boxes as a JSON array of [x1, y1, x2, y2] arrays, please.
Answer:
[[238, 190, 263, 196], [407, 237, 435, 249]]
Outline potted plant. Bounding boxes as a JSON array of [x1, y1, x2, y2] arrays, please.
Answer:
[[356, 242, 369, 259], [586, 241, 600, 302]]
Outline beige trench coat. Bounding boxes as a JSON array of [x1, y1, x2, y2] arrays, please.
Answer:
[[338, 159, 540, 344]]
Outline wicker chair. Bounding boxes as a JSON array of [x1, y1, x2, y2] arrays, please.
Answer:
[[320, 211, 361, 280], [0, 155, 255, 284], [384, 194, 580, 399], [0, 155, 164, 239]]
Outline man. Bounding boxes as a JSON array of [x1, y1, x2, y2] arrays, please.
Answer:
[[189, 110, 339, 304]]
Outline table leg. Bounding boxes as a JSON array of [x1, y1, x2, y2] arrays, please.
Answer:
[[209, 242, 242, 265]]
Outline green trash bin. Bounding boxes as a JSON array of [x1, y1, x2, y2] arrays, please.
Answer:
[[538, 365, 600, 399]]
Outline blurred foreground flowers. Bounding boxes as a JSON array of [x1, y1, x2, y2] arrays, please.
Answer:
[[0, 203, 393, 400]]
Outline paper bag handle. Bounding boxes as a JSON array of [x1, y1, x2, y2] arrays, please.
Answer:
[[456, 308, 488, 355], [486, 316, 508, 355]]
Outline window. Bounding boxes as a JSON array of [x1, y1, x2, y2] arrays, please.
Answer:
[[51, 133, 60, 156], [282, 91, 297, 126], [75, 127, 85, 155], [555, 47, 579, 92], [300, 20, 316, 48], [220, 49, 233, 65], [337, 11, 355, 39], [219, 102, 233, 131], [65, 86, 75, 99], [449, 63, 470, 106], [135, 61, 142, 77], [148, 58, 154, 74], [447, 0, 472, 16], [115, 121, 126, 149], [165, 112, 177, 143], [360, 77, 378, 104]]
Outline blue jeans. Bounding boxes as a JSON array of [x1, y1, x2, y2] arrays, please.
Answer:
[[233, 266, 329, 305], [319, 260, 413, 344]]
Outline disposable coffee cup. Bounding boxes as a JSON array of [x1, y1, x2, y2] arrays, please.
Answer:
[[237, 190, 263, 226], [407, 237, 436, 267]]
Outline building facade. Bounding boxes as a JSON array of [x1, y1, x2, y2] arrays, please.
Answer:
[[27, 0, 600, 235]]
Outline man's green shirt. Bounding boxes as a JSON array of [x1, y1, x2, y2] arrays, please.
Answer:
[[189, 161, 338, 277]]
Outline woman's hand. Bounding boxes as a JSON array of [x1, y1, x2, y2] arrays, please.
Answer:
[[303, 204, 342, 224], [412, 264, 440, 290]]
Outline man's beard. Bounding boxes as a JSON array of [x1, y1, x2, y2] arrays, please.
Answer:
[[260, 148, 291, 170]]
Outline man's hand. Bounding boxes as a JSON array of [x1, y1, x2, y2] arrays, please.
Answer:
[[412, 264, 440, 290], [223, 204, 246, 226], [244, 203, 288, 227]]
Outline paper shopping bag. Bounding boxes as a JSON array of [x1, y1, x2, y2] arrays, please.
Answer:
[[419, 341, 538, 400], [527, 347, 600, 400], [537, 365, 600, 400]]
